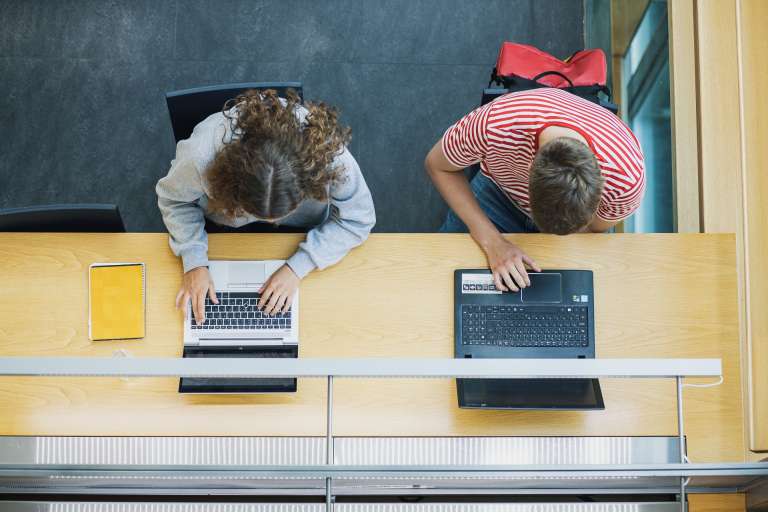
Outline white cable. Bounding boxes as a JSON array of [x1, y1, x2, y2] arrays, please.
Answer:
[[682, 375, 724, 388], [681, 456, 692, 486], [679, 378, 719, 473]]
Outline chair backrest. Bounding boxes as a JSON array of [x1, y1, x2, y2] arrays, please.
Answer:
[[165, 82, 304, 142], [0, 204, 126, 232]]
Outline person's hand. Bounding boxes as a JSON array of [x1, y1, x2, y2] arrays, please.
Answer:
[[258, 264, 300, 316], [483, 235, 541, 292], [176, 266, 218, 325]]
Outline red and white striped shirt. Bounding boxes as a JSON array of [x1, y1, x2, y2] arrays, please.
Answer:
[[441, 88, 645, 221]]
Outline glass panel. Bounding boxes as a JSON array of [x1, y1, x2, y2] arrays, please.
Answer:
[[621, 0, 673, 233], [626, 60, 673, 233], [626, 1, 668, 76]]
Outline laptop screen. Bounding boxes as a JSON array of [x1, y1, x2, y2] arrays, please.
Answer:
[[458, 378, 604, 410], [179, 345, 298, 394]]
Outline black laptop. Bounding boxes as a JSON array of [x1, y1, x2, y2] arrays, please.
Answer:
[[454, 269, 604, 410]]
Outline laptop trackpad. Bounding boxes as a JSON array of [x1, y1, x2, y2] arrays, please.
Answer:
[[522, 272, 562, 303], [228, 262, 265, 287]]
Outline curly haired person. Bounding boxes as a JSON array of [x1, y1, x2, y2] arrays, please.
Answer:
[[156, 89, 375, 324]]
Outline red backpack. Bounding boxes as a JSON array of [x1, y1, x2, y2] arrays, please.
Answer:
[[484, 42, 617, 113]]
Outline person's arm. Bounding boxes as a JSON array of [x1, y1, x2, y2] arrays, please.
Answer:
[[258, 148, 376, 315], [425, 142, 539, 291], [156, 155, 218, 325]]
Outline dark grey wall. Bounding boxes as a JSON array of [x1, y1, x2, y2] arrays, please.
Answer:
[[0, 0, 584, 232], [584, 0, 613, 90]]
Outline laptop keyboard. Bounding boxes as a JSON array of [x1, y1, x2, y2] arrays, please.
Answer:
[[461, 305, 588, 347], [189, 292, 292, 330]]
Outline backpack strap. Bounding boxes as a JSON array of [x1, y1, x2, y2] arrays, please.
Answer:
[[531, 70, 575, 88]]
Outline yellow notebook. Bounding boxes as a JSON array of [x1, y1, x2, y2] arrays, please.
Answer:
[[89, 263, 146, 341]]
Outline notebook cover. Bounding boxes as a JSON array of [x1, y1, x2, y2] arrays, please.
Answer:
[[89, 263, 145, 341]]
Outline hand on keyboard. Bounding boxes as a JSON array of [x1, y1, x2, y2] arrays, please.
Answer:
[[482, 236, 541, 292], [258, 264, 300, 316], [189, 292, 292, 330], [176, 266, 219, 326]]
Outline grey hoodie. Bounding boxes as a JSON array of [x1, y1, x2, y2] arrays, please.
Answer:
[[155, 105, 376, 278]]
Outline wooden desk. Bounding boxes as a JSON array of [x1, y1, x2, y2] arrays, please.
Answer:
[[0, 233, 743, 463]]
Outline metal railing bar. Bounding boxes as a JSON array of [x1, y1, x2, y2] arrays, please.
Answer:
[[0, 463, 766, 476], [0, 357, 722, 379]]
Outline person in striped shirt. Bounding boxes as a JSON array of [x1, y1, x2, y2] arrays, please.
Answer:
[[425, 88, 646, 293]]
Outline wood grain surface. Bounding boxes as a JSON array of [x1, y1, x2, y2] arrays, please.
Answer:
[[0, 233, 743, 462], [739, 0, 768, 453], [689, 493, 745, 512]]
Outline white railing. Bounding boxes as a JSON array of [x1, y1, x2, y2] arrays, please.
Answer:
[[0, 357, 725, 512], [0, 357, 722, 379]]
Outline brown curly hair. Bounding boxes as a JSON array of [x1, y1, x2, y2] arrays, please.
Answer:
[[206, 88, 351, 220]]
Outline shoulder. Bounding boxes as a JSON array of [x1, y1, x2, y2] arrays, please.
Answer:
[[331, 145, 360, 177], [175, 111, 232, 170], [591, 120, 646, 184], [598, 159, 646, 217], [325, 145, 367, 196]]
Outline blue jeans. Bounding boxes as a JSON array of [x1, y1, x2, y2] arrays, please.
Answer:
[[439, 172, 539, 234]]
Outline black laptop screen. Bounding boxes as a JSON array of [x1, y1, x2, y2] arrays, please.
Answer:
[[179, 345, 297, 394], [458, 378, 604, 410]]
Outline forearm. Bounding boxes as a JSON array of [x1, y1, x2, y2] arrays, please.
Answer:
[[288, 212, 374, 278], [156, 194, 209, 273], [427, 167, 501, 248], [288, 150, 376, 278], [156, 156, 211, 273]]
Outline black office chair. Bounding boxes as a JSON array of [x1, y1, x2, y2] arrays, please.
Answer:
[[165, 82, 304, 143], [0, 203, 126, 232]]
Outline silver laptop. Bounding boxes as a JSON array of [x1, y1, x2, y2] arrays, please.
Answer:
[[183, 260, 299, 348], [179, 260, 299, 394]]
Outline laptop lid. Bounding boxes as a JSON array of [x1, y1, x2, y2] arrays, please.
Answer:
[[457, 378, 605, 410], [179, 344, 298, 394]]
